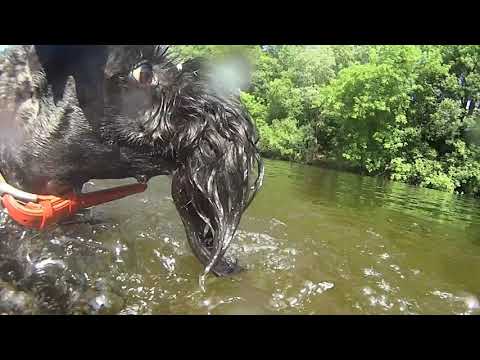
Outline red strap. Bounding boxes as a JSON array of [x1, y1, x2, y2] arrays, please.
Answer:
[[2, 183, 148, 230], [40, 200, 53, 229]]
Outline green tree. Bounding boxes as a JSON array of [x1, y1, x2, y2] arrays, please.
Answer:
[[172, 45, 480, 197]]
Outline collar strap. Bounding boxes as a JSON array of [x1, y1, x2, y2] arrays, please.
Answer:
[[1, 174, 147, 230]]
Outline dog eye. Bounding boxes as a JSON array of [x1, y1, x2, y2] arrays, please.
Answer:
[[131, 63, 157, 87]]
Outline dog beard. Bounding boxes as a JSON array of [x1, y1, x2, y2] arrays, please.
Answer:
[[99, 46, 265, 283], [170, 99, 264, 286]]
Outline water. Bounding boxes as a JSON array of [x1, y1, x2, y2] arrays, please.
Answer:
[[1, 159, 480, 314]]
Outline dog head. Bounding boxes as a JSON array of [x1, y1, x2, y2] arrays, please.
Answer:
[[5, 45, 264, 279]]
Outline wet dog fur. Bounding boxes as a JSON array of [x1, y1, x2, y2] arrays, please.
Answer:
[[0, 45, 264, 280]]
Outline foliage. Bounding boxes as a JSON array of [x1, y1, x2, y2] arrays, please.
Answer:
[[173, 45, 480, 196]]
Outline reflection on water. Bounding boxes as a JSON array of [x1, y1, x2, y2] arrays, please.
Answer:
[[1, 159, 480, 314]]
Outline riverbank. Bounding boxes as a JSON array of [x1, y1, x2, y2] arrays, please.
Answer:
[[262, 153, 373, 176], [261, 153, 480, 198]]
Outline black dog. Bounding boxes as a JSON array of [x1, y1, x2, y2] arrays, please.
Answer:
[[0, 45, 264, 281]]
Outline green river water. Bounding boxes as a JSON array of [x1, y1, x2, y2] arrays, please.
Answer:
[[1, 159, 480, 314]]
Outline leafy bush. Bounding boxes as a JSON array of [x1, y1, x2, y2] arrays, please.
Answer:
[[173, 45, 480, 197]]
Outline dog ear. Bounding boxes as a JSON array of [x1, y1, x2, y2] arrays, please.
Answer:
[[27, 46, 108, 132], [29, 46, 76, 102]]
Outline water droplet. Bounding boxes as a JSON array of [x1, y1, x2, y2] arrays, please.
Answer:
[[464, 295, 480, 310], [363, 268, 381, 277], [363, 287, 374, 296]]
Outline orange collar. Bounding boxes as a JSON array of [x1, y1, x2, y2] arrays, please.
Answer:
[[0, 173, 147, 230]]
